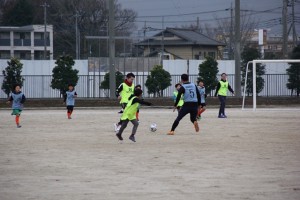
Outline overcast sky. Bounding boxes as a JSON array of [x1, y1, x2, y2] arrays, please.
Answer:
[[120, 0, 300, 38]]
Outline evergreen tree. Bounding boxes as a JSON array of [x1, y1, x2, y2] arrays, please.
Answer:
[[145, 65, 172, 97], [241, 46, 265, 96], [198, 56, 219, 95], [286, 45, 300, 96], [1, 0, 34, 26], [1, 58, 25, 97], [100, 71, 124, 97], [51, 55, 79, 96]]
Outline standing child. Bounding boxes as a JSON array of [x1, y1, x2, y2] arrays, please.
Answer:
[[173, 83, 184, 112], [197, 80, 207, 120], [7, 84, 26, 128], [116, 88, 152, 142], [63, 84, 77, 119], [114, 73, 135, 132], [214, 73, 234, 118]]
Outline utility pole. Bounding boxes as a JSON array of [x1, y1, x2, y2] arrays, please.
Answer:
[[234, 0, 241, 97], [108, 0, 116, 99], [74, 11, 80, 60], [291, 0, 298, 47], [41, 2, 49, 60], [161, 16, 164, 66], [229, 3, 233, 60], [282, 0, 288, 58]]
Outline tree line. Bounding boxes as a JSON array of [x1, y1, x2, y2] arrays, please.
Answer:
[[2, 45, 300, 98]]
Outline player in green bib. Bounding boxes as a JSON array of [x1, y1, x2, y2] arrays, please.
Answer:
[[173, 83, 184, 112], [214, 73, 234, 118], [116, 88, 152, 142], [114, 73, 135, 132]]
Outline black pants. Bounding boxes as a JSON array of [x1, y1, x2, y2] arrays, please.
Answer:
[[171, 105, 198, 131], [218, 95, 226, 116], [117, 103, 128, 125], [118, 119, 139, 136]]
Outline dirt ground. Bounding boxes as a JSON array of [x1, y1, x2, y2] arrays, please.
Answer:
[[0, 107, 300, 200]]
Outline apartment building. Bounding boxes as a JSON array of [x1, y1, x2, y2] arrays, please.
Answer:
[[0, 25, 53, 60]]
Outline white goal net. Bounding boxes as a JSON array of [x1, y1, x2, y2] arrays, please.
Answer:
[[242, 59, 300, 111]]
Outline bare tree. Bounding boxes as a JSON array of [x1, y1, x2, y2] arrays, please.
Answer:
[[215, 11, 258, 58]]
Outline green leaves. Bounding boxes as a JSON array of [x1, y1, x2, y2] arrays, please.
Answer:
[[241, 46, 265, 96], [100, 71, 124, 89], [198, 57, 219, 95], [286, 45, 300, 96], [1, 58, 25, 97], [145, 65, 172, 97], [51, 55, 79, 95]]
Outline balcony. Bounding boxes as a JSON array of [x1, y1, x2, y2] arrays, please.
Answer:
[[34, 39, 50, 46], [0, 39, 10, 46], [14, 39, 31, 46]]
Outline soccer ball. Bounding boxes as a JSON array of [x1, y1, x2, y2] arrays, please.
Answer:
[[150, 123, 157, 132]]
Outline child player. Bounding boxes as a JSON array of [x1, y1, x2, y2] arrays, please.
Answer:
[[114, 73, 135, 132], [63, 84, 77, 119], [116, 88, 152, 142], [168, 74, 201, 135], [197, 80, 207, 120], [173, 83, 184, 112], [135, 84, 142, 122], [7, 84, 26, 128]]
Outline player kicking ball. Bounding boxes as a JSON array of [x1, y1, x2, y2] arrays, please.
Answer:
[[168, 74, 201, 135], [116, 88, 152, 142]]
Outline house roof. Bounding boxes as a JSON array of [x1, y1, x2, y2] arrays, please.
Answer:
[[136, 28, 225, 47]]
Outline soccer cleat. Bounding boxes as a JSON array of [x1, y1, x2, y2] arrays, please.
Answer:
[[116, 133, 123, 141], [194, 121, 199, 132], [167, 131, 174, 135], [129, 134, 136, 142], [118, 110, 123, 114], [17, 124, 22, 128], [223, 114, 228, 118], [218, 114, 226, 118], [114, 123, 121, 132]]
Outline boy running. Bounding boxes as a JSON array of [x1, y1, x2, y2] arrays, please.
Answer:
[[114, 73, 135, 132], [116, 88, 152, 142], [168, 74, 201, 135], [197, 80, 207, 120], [63, 84, 77, 119], [7, 84, 26, 128]]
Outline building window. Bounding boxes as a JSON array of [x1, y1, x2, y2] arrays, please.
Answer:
[[208, 52, 216, 59], [0, 50, 11, 59]]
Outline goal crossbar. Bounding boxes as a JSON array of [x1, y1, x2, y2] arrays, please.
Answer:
[[242, 59, 300, 111]]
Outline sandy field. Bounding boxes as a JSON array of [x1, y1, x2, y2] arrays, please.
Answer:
[[0, 107, 300, 200]]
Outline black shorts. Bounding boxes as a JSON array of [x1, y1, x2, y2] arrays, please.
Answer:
[[67, 105, 74, 112]]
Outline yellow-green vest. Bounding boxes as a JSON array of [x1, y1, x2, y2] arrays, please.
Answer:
[[121, 96, 139, 120], [173, 91, 184, 107], [218, 81, 229, 96], [120, 83, 134, 103]]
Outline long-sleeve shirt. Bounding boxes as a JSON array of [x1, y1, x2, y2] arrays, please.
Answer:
[[214, 80, 234, 97]]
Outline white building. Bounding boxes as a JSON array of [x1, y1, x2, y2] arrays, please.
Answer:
[[0, 25, 53, 60]]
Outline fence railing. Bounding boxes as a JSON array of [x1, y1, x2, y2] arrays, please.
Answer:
[[0, 74, 293, 98]]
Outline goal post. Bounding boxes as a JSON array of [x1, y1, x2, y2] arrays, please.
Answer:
[[242, 59, 300, 111]]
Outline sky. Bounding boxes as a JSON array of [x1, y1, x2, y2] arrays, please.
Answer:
[[120, 0, 300, 38]]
